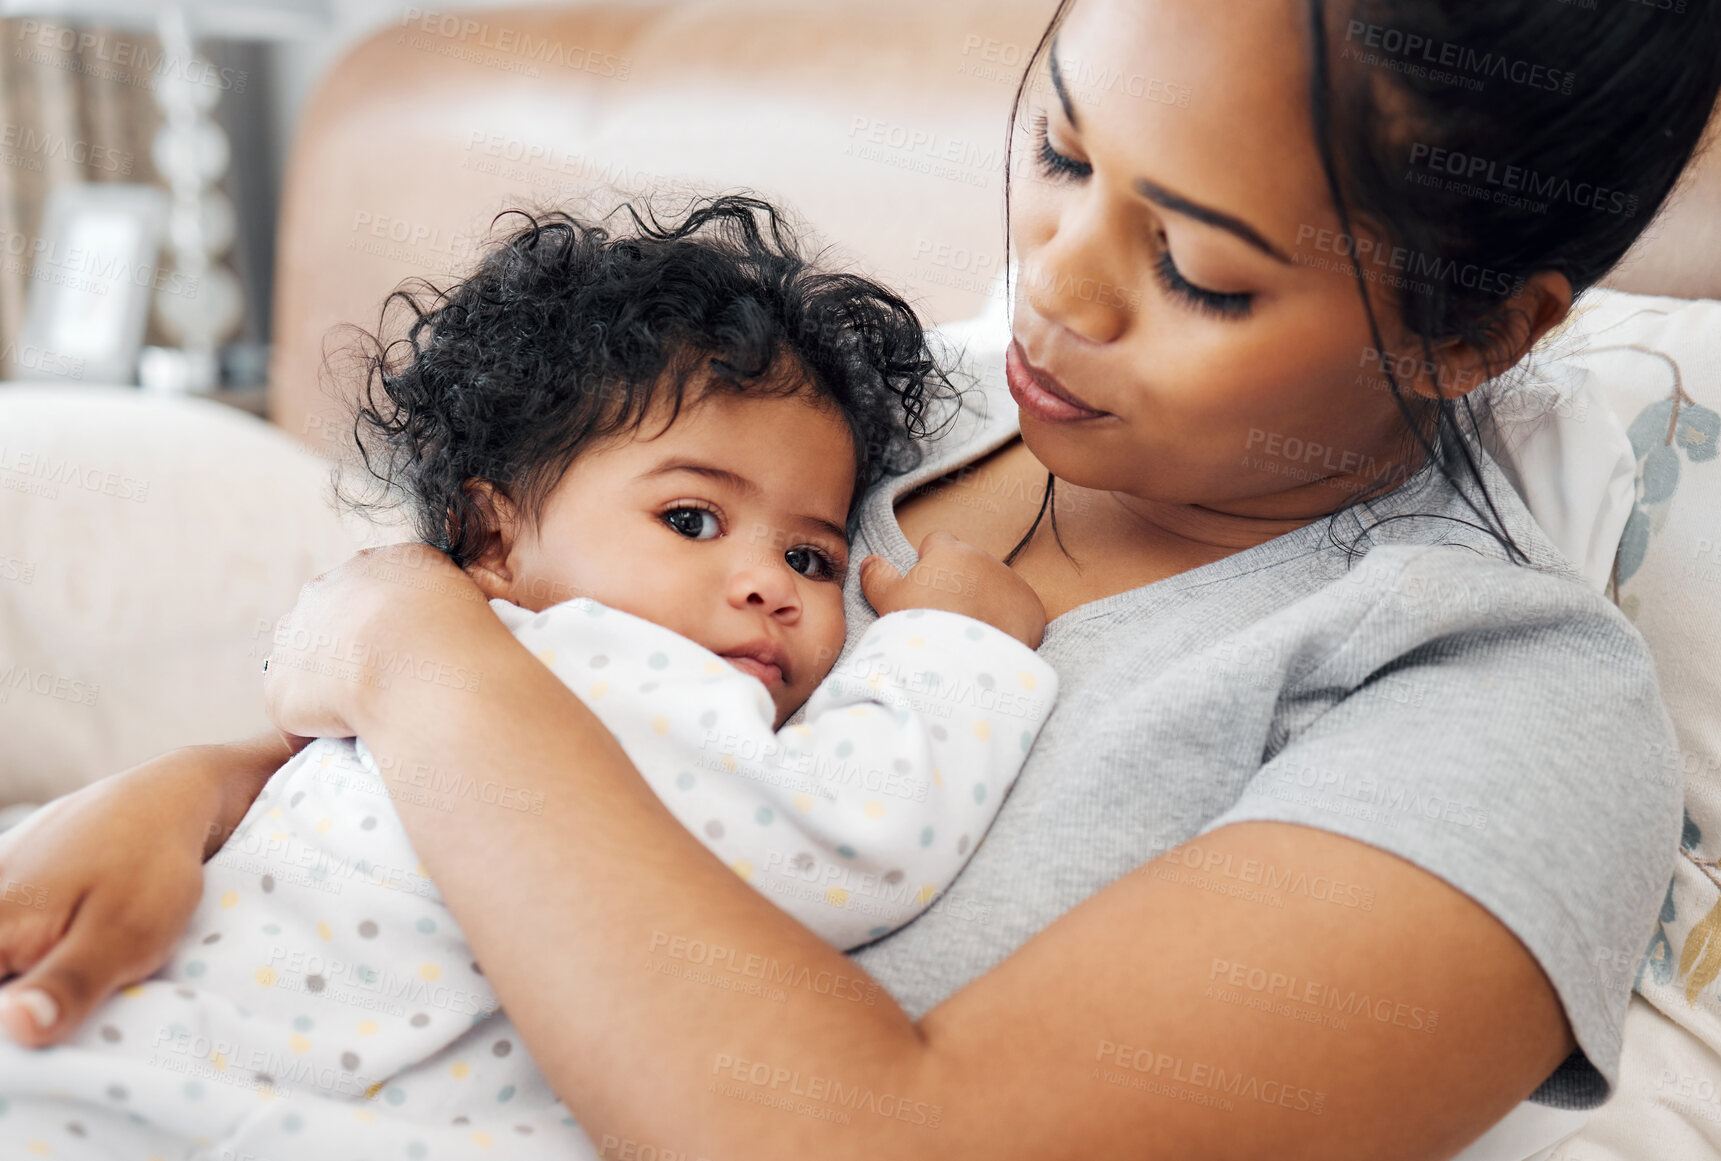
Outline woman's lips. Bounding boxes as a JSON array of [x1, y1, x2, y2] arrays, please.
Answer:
[[1005, 342, 1110, 423]]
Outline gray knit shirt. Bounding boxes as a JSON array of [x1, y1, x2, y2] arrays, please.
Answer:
[[829, 359, 1680, 1110]]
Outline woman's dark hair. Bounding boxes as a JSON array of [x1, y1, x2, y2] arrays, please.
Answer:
[[1002, 0, 1721, 567], [337, 195, 958, 567]]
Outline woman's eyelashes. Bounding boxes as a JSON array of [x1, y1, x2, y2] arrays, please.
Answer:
[[1152, 250, 1254, 319], [660, 503, 844, 582], [1029, 113, 1255, 321]]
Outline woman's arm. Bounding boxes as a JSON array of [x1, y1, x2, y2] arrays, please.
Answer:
[[0, 730, 293, 1043], [272, 545, 1574, 1161]]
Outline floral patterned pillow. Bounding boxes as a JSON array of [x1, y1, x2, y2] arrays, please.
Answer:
[[1551, 288, 1721, 1055]]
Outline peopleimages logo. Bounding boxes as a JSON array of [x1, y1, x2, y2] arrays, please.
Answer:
[[1344, 20, 1576, 95], [1406, 143, 1639, 218]]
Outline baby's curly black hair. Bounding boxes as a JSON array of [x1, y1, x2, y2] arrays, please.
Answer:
[[338, 194, 959, 567]]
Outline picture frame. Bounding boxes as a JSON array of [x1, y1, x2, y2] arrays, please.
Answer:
[[14, 182, 169, 385]]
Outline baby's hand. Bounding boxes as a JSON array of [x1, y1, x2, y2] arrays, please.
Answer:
[[859, 531, 1047, 650]]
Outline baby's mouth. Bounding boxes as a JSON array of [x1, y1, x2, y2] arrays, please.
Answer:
[[720, 653, 785, 689]]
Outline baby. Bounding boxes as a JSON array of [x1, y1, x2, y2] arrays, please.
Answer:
[[0, 197, 1055, 1160]]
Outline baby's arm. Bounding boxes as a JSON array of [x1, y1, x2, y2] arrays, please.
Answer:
[[734, 607, 1058, 948], [500, 597, 1057, 950]]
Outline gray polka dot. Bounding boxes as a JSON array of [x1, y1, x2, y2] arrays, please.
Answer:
[[977, 672, 995, 690], [175, 988, 196, 1000], [358, 920, 378, 938], [492, 1039, 512, 1057], [883, 869, 905, 885], [471, 961, 484, 976], [289, 791, 304, 807], [589, 655, 609, 669], [340, 1051, 361, 1071], [306, 974, 325, 993], [67, 1122, 87, 1137], [254, 1072, 273, 1087], [99, 1024, 122, 1043], [260, 875, 274, 893], [639, 682, 659, 694], [699, 710, 717, 728], [453, 1116, 471, 1126], [704, 820, 725, 840], [105, 1085, 127, 1102], [201, 932, 221, 945], [514, 1125, 534, 1134], [410, 1012, 430, 1027], [957, 833, 971, 856], [790, 852, 815, 873], [360, 816, 377, 831], [930, 725, 948, 742], [893, 759, 911, 774]]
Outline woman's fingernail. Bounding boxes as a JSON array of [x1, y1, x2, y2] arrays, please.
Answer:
[[1, 987, 58, 1032]]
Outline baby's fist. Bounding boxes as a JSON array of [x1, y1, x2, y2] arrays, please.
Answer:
[[860, 530, 1047, 650]]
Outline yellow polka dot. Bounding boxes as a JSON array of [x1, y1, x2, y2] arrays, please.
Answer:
[[932, 767, 944, 788], [364, 1081, 385, 1100], [417, 863, 430, 878], [907, 636, 925, 648], [1017, 670, 1037, 691], [793, 793, 815, 813], [121, 984, 145, 999], [267, 808, 285, 819], [256, 1086, 276, 1102], [651, 715, 670, 735], [704, 659, 726, 676], [357, 1021, 379, 1036], [254, 967, 277, 987], [25, 1142, 49, 1156], [534, 649, 557, 667], [268, 831, 288, 844], [472, 1131, 492, 1147], [791, 725, 812, 738], [917, 884, 937, 904], [419, 962, 442, 982], [867, 674, 883, 691], [589, 680, 609, 699], [971, 719, 991, 742], [212, 1053, 227, 1072], [864, 801, 885, 820], [721, 754, 737, 773], [315, 818, 333, 836], [354, 1108, 376, 1122], [219, 890, 239, 909], [317, 921, 333, 941], [288, 1035, 310, 1054], [317, 751, 332, 771], [450, 1061, 471, 1080], [731, 859, 754, 881], [847, 707, 869, 718], [825, 887, 850, 907]]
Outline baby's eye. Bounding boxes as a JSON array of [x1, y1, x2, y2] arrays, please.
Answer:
[[663, 506, 720, 540], [785, 546, 842, 581]]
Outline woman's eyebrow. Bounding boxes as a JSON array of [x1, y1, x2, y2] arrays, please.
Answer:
[[1131, 179, 1294, 264], [1047, 42, 1292, 266]]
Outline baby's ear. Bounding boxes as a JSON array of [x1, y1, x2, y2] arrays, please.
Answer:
[[457, 480, 521, 603]]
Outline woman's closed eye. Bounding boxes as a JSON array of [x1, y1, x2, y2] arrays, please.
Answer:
[[1029, 112, 1254, 321]]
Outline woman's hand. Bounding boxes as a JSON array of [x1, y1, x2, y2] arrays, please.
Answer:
[[0, 733, 291, 1045], [261, 542, 488, 740]]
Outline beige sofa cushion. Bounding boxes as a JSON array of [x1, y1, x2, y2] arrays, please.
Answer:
[[0, 386, 369, 805]]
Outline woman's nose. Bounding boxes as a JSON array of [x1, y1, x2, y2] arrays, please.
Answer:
[[1022, 192, 1134, 345]]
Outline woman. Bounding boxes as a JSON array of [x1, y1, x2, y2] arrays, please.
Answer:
[[2, 0, 1717, 1156]]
